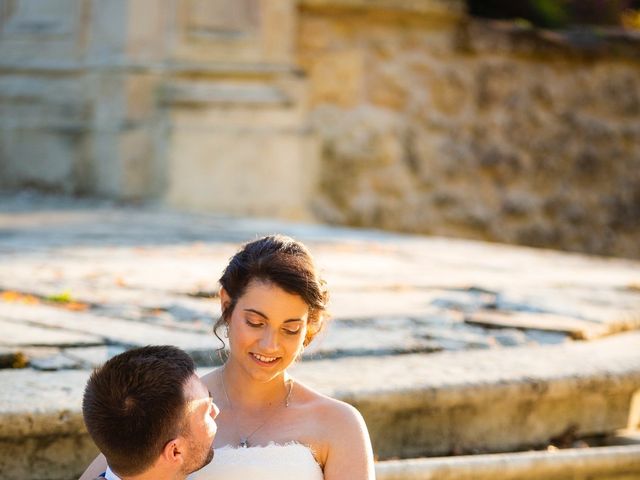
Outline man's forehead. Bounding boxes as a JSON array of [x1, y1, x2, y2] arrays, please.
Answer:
[[185, 395, 211, 414], [184, 375, 210, 412]]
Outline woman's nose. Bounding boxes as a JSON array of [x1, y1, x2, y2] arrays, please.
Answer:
[[259, 328, 278, 351]]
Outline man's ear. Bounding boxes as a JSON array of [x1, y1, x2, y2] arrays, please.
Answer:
[[219, 287, 231, 312], [161, 437, 185, 467]]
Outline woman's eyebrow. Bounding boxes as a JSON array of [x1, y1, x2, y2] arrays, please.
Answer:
[[244, 308, 268, 319], [244, 308, 303, 323]]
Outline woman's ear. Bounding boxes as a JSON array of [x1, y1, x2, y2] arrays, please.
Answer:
[[219, 287, 231, 311]]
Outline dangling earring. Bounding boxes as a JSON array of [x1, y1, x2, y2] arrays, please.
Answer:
[[224, 324, 229, 338]]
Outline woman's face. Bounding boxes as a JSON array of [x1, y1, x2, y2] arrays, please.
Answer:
[[222, 280, 309, 382]]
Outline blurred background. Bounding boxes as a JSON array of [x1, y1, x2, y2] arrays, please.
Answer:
[[1, 1, 640, 479], [1, 0, 639, 258]]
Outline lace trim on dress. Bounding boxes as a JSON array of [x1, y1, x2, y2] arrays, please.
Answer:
[[189, 441, 325, 479], [214, 441, 323, 469]]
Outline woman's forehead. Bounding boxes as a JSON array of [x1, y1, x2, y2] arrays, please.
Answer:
[[239, 281, 309, 317]]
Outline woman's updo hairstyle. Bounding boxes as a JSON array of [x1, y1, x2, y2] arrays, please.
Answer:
[[214, 234, 329, 347]]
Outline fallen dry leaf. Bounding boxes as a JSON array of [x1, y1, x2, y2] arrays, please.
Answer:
[[0, 290, 40, 305], [626, 283, 640, 292], [12, 352, 28, 369], [63, 302, 89, 312]]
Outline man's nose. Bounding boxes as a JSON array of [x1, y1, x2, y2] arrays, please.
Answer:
[[211, 401, 220, 419]]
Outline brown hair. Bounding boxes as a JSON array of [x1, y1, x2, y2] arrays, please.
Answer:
[[82, 345, 196, 476], [215, 234, 329, 347]]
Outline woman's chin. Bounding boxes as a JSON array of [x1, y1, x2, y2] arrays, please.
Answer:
[[248, 357, 292, 381]]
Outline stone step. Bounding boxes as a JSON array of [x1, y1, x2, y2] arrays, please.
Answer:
[[1, 331, 638, 479], [375, 444, 640, 480], [464, 310, 614, 340], [0, 318, 101, 347], [0, 303, 215, 354], [294, 330, 640, 459]]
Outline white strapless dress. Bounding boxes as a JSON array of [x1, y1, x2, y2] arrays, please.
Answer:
[[189, 443, 324, 480]]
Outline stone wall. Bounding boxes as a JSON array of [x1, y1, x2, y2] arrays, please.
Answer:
[[1, 0, 639, 257], [298, 0, 640, 258], [0, 0, 317, 219], [0, 0, 163, 199]]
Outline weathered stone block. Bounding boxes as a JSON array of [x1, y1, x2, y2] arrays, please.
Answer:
[[86, 0, 167, 62], [122, 0, 167, 61], [169, 0, 295, 64], [0, 129, 80, 191], [299, 7, 640, 258], [166, 123, 318, 219], [0, 0, 83, 65], [308, 49, 365, 108], [90, 73, 159, 127], [0, 74, 88, 129], [186, 0, 260, 36], [85, 1, 127, 60], [88, 127, 155, 199], [0, 434, 98, 480]]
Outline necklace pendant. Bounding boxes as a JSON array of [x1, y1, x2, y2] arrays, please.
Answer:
[[239, 438, 249, 448]]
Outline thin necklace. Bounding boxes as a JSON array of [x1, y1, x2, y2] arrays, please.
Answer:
[[220, 368, 294, 448]]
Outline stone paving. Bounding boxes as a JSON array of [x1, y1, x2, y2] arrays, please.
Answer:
[[1, 192, 639, 371]]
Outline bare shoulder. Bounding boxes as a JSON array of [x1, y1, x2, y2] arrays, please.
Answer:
[[316, 393, 365, 430], [293, 381, 371, 454], [294, 381, 374, 479], [295, 380, 364, 425]]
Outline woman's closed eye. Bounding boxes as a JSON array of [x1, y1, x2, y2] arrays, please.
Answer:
[[244, 315, 302, 335], [283, 326, 301, 335]]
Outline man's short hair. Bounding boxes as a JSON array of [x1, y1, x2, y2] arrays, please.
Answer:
[[82, 345, 197, 476]]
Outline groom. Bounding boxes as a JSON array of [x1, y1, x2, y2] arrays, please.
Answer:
[[82, 345, 219, 480]]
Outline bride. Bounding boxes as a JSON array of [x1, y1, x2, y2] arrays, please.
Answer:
[[80, 235, 375, 480]]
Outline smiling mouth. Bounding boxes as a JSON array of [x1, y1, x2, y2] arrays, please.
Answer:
[[250, 352, 280, 365]]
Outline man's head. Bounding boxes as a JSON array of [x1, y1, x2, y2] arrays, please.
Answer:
[[82, 345, 218, 478]]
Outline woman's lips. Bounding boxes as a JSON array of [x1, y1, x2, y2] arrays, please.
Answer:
[[250, 352, 281, 366]]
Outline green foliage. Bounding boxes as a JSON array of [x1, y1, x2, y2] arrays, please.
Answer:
[[531, 0, 569, 28], [467, 0, 640, 28], [46, 291, 73, 303]]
